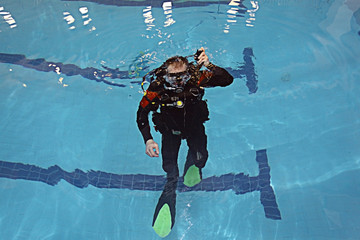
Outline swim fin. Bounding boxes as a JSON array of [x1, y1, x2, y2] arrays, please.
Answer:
[[152, 203, 172, 238], [183, 165, 202, 187], [152, 190, 176, 238]]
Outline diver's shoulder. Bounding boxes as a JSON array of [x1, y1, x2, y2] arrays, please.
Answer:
[[148, 79, 164, 91]]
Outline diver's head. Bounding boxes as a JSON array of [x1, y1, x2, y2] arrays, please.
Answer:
[[163, 56, 191, 88]]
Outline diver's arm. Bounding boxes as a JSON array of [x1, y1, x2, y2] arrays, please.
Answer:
[[198, 64, 234, 87], [137, 105, 160, 157], [136, 86, 161, 157], [205, 63, 233, 87], [196, 48, 234, 87], [136, 104, 153, 143]]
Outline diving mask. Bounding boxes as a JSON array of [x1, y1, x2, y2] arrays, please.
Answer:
[[164, 70, 191, 87]]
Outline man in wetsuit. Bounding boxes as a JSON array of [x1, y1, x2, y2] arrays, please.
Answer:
[[136, 47, 233, 237]]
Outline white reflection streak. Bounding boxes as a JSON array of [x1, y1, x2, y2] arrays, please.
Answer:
[[79, 7, 92, 26], [246, 1, 259, 27], [63, 7, 95, 31], [143, 6, 155, 30], [48, 64, 61, 75], [63, 12, 76, 29], [162, 2, 175, 27], [0, 6, 17, 28], [224, 0, 241, 33]]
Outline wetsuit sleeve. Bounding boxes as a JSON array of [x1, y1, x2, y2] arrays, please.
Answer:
[[136, 87, 160, 143], [197, 62, 234, 87]]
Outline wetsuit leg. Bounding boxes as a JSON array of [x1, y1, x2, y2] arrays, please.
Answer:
[[161, 131, 182, 174], [183, 123, 208, 176], [152, 131, 181, 237]]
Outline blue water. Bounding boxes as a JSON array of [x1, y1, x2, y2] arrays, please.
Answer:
[[1, 0, 360, 239]]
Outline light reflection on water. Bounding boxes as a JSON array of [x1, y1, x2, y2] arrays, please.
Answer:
[[0, 5, 17, 29]]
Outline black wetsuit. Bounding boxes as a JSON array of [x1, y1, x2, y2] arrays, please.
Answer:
[[137, 63, 233, 175], [136, 63, 233, 228]]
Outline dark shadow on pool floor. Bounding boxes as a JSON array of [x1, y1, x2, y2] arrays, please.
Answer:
[[0, 49, 258, 94], [0, 149, 280, 220]]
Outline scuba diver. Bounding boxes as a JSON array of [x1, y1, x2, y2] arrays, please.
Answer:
[[136, 47, 233, 237]]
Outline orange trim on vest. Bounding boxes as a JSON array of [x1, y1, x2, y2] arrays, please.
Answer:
[[140, 91, 158, 108], [197, 71, 213, 86]]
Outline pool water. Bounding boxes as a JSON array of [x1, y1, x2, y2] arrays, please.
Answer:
[[0, 0, 360, 239]]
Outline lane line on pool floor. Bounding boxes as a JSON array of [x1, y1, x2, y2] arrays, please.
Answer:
[[0, 149, 281, 220]]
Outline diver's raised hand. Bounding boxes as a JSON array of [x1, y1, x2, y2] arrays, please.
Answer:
[[145, 139, 159, 157], [196, 47, 210, 67]]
